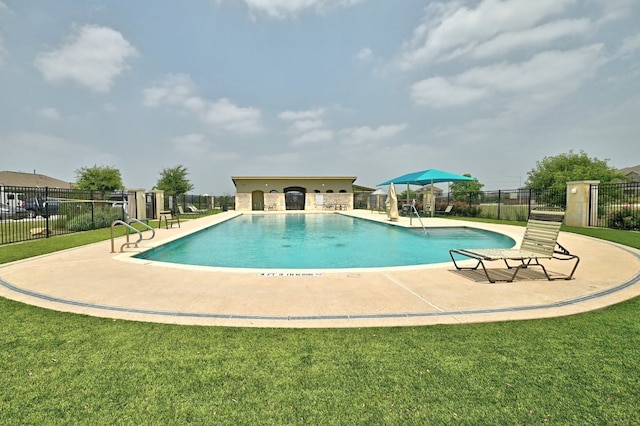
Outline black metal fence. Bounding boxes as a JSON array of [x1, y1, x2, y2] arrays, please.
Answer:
[[163, 194, 232, 213], [1, 186, 132, 245], [589, 182, 640, 230], [435, 187, 566, 221]]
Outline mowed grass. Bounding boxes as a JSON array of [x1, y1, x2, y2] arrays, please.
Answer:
[[1, 218, 639, 424]]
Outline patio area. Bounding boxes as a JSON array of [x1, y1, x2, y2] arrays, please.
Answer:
[[1, 210, 639, 328]]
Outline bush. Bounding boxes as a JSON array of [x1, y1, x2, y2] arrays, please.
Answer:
[[452, 202, 481, 217], [606, 208, 640, 230], [65, 209, 125, 232]]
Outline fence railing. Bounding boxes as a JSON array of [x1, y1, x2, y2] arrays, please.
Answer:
[[589, 182, 640, 230], [435, 187, 566, 221], [0, 186, 134, 245], [0, 186, 223, 245], [163, 194, 232, 212]]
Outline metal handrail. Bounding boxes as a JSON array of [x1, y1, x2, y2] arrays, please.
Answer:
[[110, 219, 155, 253], [127, 218, 155, 241], [405, 201, 427, 233]]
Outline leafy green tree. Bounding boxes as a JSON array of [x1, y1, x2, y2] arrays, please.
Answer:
[[526, 150, 625, 189], [155, 165, 194, 196], [526, 150, 626, 208], [75, 165, 124, 191], [399, 188, 418, 201], [450, 174, 483, 202]]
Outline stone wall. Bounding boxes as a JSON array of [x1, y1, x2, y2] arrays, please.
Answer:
[[234, 192, 353, 211], [235, 193, 252, 211]]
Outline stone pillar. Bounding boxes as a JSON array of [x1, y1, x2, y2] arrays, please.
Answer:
[[125, 189, 145, 220], [235, 193, 252, 211], [565, 181, 599, 227], [153, 190, 165, 218]]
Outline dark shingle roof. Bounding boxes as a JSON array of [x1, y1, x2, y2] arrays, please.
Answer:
[[0, 171, 73, 188]]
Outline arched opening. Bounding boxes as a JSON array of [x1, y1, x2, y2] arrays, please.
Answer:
[[251, 190, 264, 211], [284, 186, 306, 210]]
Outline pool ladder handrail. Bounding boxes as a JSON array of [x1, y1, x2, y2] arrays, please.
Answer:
[[110, 218, 156, 253], [406, 201, 427, 234]]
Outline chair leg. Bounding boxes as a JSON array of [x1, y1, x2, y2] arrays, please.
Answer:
[[450, 252, 497, 283]]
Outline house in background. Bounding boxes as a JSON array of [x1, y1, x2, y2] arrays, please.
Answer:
[[0, 171, 73, 188], [618, 165, 640, 182]]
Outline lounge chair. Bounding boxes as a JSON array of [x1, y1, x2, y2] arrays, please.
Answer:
[[187, 204, 206, 214], [436, 205, 454, 215], [177, 205, 196, 215], [449, 210, 579, 283]]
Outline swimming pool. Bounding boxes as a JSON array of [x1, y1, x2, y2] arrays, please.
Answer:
[[136, 214, 514, 269]]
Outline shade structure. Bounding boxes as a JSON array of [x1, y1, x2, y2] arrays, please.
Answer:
[[385, 183, 399, 221], [379, 169, 475, 217], [378, 168, 475, 186]]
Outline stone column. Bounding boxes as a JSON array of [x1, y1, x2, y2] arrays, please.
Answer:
[[153, 190, 165, 219], [565, 181, 599, 227], [126, 189, 146, 220]]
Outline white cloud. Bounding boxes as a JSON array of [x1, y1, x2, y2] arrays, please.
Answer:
[[238, 0, 364, 20], [290, 119, 324, 132], [411, 45, 604, 108], [397, 0, 577, 69], [143, 74, 195, 107], [171, 133, 211, 156], [144, 74, 264, 134], [1, 132, 119, 174], [355, 47, 373, 61], [279, 108, 325, 120], [457, 45, 603, 94], [38, 107, 61, 120], [339, 123, 407, 145], [616, 33, 640, 58], [279, 107, 331, 145], [291, 129, 334, 145], [34, 25, 138, 93], [595, 0, 634, 23], [461, 18, 590, 60], [411, 77, 489, 108]]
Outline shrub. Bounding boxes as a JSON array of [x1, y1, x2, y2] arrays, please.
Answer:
[[606, 207, 640, 230], [65, 209, 125, 232]]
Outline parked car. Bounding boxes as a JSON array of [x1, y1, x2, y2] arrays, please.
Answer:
[[24, 196, 61, 218], [0, 202, 29, 220]]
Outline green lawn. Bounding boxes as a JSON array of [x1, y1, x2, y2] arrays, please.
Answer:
[[1, 220, 639, 424]]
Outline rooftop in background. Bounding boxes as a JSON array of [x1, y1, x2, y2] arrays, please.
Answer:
[[618, 164, 640, 182], [0, 171, 73, 189]]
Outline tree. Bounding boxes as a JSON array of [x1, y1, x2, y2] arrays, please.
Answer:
[[399, 188, 418, 201], [526, 150, 625, 191], [155, 165, 194, 196], [450, 174, 484, 202], [75, 165, 124, 191]]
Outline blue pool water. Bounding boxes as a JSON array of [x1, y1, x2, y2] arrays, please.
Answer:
[[136, 214, 514, 269]]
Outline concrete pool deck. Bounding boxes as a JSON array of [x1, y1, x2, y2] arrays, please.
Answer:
[[1, 210, 639, 328]]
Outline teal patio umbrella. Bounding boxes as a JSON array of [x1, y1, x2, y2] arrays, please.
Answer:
[[378, 169, 475, 216]]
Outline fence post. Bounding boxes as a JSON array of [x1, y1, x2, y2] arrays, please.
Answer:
[[565, 181, 599, 227], [497, 190, 501, 220], [44, 187, 50, 237]]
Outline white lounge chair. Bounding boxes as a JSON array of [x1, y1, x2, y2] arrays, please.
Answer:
[[449, 210, 579, 283]]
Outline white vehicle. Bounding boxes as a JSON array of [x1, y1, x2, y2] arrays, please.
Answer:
[[0, 187, 25, 208]]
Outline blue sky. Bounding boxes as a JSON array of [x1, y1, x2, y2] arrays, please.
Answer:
[[1, 0, 639, 194]]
